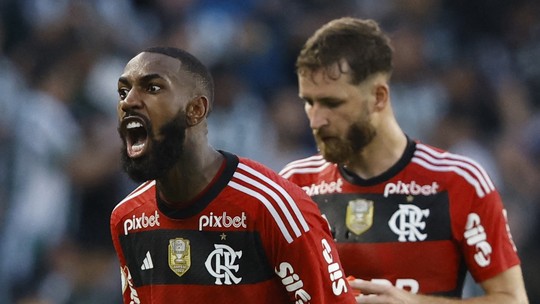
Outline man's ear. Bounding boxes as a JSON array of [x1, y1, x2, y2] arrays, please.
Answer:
[[373, 83, 389, 112], [186, 96, 209, 126]]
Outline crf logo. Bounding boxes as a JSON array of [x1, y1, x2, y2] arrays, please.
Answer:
[[388, 205, 430, 242], [464, 213, 492, 267], [205, 244, 243, 285]]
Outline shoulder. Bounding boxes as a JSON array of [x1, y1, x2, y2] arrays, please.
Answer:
[[234, 157, 317, 243], [412, 142, 496, 198], [278, 154, 332, 179], [111, 180, 156, 223], [235, 156, 309, 196]]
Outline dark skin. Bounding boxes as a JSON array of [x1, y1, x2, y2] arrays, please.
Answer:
[[117, 52, 223, 207]]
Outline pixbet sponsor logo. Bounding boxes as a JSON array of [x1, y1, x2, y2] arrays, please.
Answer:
[[275, 262, 311, 303], [123, 211, 160, 235], [464, 213, 492, 267], [303, 178, 343, 196], [321, 238, 348, 296], [198, 212, 247, 231], [383, 181, 439, 197]]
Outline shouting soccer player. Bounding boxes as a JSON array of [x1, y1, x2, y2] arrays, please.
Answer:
[[110, 47, 356, 303]]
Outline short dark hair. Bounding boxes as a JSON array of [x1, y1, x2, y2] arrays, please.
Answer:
[[296, 17, 393, 84], [143, 46, 214, 112]]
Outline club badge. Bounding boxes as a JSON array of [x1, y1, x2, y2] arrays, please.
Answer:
[[168, 238, 191, 277], [345, 199, 374, 235]]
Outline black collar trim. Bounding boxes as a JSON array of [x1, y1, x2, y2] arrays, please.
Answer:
[[338, 137, 416, 186]]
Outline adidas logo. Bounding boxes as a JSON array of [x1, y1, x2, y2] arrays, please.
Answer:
[[141, 251, 154, 270]]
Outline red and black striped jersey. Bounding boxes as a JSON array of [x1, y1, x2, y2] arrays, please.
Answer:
[[279, 140, 520, 296], [110, 151, 355, 304]]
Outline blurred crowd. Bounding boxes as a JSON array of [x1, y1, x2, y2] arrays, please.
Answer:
[[0, 0, 538, 303]]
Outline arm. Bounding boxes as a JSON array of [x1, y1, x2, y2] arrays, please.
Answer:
[[350, 265, 528, 304], [274, 234, 355, 303], [111, 211, 140, 304], [264, 180, 356, 303]]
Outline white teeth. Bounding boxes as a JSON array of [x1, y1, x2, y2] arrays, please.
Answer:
[[132, 142, 145, 152], [127, 121, 143, 129]]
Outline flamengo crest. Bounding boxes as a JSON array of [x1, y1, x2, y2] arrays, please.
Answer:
[[388, 205, 430, 242], [205, 244, 243, 285]]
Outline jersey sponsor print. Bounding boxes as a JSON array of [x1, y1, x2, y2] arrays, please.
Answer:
[[279, 140, 520, 296], [111, 151, 355, 303]]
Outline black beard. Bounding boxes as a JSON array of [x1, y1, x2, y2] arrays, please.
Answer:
[[120, 114, 187, 183]]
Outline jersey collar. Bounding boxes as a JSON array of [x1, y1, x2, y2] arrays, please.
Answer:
[[338, 137, 416, 186]]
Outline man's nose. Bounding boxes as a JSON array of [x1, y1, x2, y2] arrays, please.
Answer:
[[308, 104, 329, 130], [120, 89, 143, 112]]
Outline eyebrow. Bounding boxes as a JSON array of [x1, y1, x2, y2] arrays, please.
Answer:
[[300, 95, 341, 104], [118, 73, 164, 85]]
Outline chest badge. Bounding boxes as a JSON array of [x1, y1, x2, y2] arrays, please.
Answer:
[[168, 238, 191, 277], [388, 205, 430, 242], [345, 199, 374, 235]]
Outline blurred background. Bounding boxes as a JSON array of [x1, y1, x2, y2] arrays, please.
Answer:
[[0, 0, 538, 303]]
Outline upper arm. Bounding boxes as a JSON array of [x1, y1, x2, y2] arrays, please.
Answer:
[[262, 189, 355, 303]]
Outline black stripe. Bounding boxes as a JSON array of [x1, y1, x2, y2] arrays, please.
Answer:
[[120, 229, 274, 287], [314, 192, 451, 243]]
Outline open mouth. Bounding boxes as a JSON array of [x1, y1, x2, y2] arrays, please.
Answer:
[[121, 116, 149, 158]]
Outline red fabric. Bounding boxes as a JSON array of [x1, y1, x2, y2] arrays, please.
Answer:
[[111, 154, 356, 303], [280, 141, 520, 296]]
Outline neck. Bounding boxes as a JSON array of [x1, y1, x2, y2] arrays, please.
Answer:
[[157, 146, 223, 208], [345, 121, 407, 179]]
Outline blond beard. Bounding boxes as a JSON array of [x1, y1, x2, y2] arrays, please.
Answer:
[[316, 137, 355, 165], [315, 119, 376, 165]]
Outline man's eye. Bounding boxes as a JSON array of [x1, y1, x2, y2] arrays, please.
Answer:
[[301, 98, 313, 106], [148, 85, 161, 93], [326, 102, 341, 109], [118, 88, 129, 99]]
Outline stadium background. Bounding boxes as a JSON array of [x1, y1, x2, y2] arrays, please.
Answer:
[[0, 0, 538, 303]]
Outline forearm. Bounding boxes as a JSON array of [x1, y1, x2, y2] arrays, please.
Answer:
[[352, 276, 529, 304], [397, 292, 528, 304]]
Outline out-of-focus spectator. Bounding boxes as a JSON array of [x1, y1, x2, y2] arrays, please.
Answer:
[[0, 47, 82, 303], [264, 86, 315, 171], [388, 23, 449, 142], [206, 65, 274, 164], [0, 0, 538, 302]]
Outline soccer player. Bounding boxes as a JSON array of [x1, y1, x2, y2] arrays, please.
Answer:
[[110, 47, 356, 304], [279, 18, 529, 303]]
